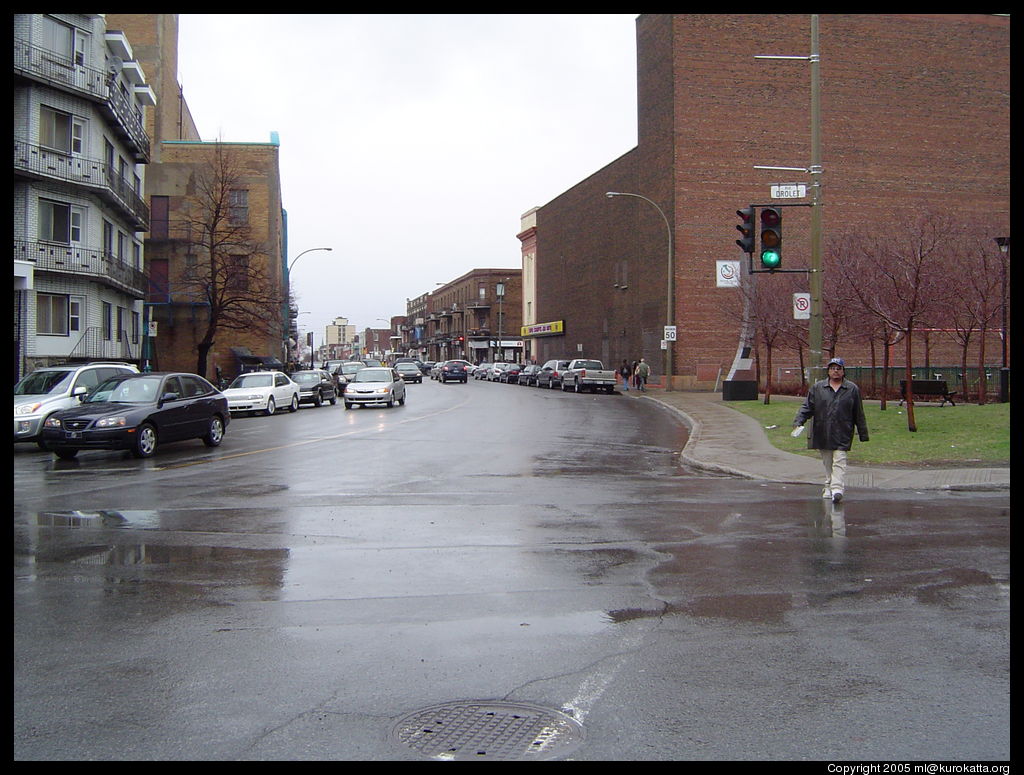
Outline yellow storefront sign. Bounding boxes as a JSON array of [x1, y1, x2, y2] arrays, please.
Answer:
[[521, 320, 565, 337]]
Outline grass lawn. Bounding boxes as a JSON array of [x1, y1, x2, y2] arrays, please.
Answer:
[[725, 395, 1011, 466]]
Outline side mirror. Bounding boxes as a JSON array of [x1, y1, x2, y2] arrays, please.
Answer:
[[160, 392, 180, 404]]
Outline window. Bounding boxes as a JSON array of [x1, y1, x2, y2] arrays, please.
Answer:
[[150, 195, 169, 239], [131, 311, 140, 344], [225, 254, 250, 292], [39, 200, 83, 244], [229, 190, 249, 224], [102, 302, 112, 341], [36, 293, 69, 335], [69, 297, 83, 332]]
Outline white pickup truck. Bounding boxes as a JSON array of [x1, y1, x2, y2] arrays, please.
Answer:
[[561, 359, 618, 393]]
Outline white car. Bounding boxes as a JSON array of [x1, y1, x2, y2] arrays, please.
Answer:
[[343, 367, 406, 409], [15, 362, 139, 446], [222, 371, 299, 415]]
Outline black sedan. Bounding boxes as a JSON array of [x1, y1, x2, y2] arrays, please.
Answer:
[[290, 369, 339, 406], [518, 364, 542, 386], [40, 372, 229, 460]]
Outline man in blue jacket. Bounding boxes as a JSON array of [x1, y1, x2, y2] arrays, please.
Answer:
[[793, 357, 869, 503]]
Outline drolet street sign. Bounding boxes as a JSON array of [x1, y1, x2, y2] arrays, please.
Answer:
[[771, 183, 807, 199]]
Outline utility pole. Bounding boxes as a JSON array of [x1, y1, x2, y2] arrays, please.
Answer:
[[754, 15, 824, 383]]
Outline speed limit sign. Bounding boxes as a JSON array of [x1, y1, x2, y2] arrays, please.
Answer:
[[664, 325, 677, 341]]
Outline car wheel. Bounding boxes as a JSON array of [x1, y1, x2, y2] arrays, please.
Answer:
[[265, 397, 277, 416], [574, 380, 582, 393], [131, 423, 157, 458], [387, 393, 395, 408], [398, 395, 405, 406], [289, 394, 299, 412], [344, 401, 353, 410], [54, 449, 78, 460], [202, 415, 225, 447], [313, 391, 323, 407], [329, 394, 338, 406]]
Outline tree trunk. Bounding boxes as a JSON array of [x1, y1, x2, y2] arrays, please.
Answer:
[[904, 328, 917, 432]]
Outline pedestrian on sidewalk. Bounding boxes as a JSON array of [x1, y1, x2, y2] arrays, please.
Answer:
[[619, 360, 632, 391], [792, 357, 869, 503], [635, 358, 651, 392]]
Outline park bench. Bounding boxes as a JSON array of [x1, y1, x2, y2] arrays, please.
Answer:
[[898, 379, 957, 407]]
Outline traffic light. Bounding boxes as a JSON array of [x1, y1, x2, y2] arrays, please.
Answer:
[[735, 207, 755, 254], [759, 207, 782, 270]]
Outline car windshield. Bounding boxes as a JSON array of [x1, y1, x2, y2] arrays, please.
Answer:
[[291, 372, 320, 383], [86, 375, 163, 404], [340, 363, 365, 375], [15, 369, 73, 396], [396, 364, 418, 371], [229, 373, 273, 389], [353, 368, 392, 383]]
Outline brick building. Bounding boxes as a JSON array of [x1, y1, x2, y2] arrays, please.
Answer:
[[107, 14, 287, 381], [421, 269, 523, 364], [528, 14, 1010, 391]]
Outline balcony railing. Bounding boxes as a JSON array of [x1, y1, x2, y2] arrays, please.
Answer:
[[15, 239, 148, 299], [14, 37, 151, 162], [14, 139, 149, 230], [69, 326, 137, 363]]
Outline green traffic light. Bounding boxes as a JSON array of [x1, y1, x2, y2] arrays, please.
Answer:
[[761, 250, 781, 269]]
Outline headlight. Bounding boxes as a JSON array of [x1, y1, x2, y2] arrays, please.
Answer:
[[17, 403, 43, 415], [249, 393, 265, 401], [95, 416, 127, 428], [44, 416, 62, 428]]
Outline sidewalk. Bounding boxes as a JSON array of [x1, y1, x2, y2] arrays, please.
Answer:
[[626, 388, 1010, 492]]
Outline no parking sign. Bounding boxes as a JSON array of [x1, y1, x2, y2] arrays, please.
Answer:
[[793, 292, 811, 319]]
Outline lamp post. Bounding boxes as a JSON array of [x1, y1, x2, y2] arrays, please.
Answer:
[[606, 192, 675, 390], [994, 236, 1010, 402], [285, 247, 332, 366]]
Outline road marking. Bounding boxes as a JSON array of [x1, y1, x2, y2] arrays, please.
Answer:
[[152, 398, 469, 471]]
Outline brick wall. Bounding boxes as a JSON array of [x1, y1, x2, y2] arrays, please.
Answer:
[[536, 14, 1010, 386]]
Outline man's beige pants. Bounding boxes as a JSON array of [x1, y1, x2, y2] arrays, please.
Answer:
[[820, 449, 848, 496]]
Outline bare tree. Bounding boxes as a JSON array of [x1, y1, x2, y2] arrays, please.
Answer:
[[176, 144, 284, 378], [840, 209, 949, 432], [939, 226, 1005, 403]]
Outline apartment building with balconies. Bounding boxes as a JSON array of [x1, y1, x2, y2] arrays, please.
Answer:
[[424, 269, 523, 364], [14, 13, 157, 379]]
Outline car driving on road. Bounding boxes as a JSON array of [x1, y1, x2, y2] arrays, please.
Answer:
[[395, 362, 423, 383], [343, 367, 407, 409], [40, 372, 229, 460], [290, 369, 338, 407]]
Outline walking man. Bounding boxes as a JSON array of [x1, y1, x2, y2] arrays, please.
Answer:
[[793, 357, 869, 503], [619, 360, 632, 391], [635, 358, 651, 392]]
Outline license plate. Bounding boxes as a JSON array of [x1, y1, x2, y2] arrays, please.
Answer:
[[66, 431, 82, 439]]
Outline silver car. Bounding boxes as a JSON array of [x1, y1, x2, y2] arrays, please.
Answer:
[[343, 367, 406, 409]]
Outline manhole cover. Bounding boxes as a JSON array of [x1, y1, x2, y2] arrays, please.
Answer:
[[390, 700, 586, 761]]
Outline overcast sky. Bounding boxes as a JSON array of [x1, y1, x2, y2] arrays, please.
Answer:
[[176, 13, 638, 341]]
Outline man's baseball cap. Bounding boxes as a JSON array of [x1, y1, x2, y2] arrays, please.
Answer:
[[827, 357, 845, 368]]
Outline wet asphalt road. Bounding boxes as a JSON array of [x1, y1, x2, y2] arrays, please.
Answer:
[[13, 378, 1010, 760]]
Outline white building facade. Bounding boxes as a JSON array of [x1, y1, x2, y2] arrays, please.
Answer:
[[13, 13, 156, 380]]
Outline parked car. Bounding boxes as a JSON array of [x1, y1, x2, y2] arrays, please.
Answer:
[[474, 363, 493, 380], [40, 372, 229, 460], [518, 364, 542, 386], [395, 362, 423, 383], [438, 360, 470, 383], [15, 362, 139, 447], [499, 363, 522, 383], [430, 361, 446, 380], [343, 367, 406, 409], [537, 359, 572, 389], [489, 362, 514, 381], [222, 371, 300, 415], [290, 369, 338, 406]]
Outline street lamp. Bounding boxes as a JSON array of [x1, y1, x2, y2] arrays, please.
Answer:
[[606, 191, 675, 391], [284, 247, 332, 365], [994, 236, 1010, 402]]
